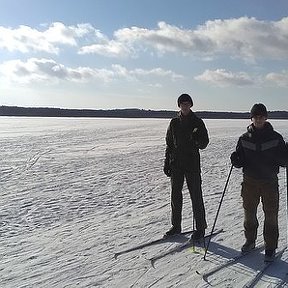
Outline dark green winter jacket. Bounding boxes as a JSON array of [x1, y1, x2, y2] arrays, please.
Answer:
[[165, 111, 209, 172]]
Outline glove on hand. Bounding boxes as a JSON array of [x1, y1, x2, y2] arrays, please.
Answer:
[[163, 160, 171, 177], [230, 151, 243, 168]]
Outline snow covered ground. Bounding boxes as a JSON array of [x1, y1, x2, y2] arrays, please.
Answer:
[[0, 116, 287, 288]]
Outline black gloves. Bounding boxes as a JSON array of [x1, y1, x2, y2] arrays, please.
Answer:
[[230, 151, 243, 168], [163, 160, 171, 177]]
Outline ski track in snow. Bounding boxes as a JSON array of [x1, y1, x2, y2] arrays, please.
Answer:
[[0, 117, 287, 288]]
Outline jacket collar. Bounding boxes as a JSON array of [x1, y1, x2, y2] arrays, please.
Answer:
[[247, 121, 274, 135]]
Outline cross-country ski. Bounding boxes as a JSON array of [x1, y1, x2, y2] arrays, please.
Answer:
[[196, 244, 265, 281], [149, 229, 224, 266], [243, 247, 287, 288], [114, 230, 194, 259]]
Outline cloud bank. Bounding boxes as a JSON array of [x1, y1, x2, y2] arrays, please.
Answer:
[[1, 17, 288, 87], [0, 58, 183, 85], [1, 17, 288, 60]]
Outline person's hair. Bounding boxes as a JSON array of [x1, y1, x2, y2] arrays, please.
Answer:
[[177, 94, 193, 107], [250, 103, 268, 118]]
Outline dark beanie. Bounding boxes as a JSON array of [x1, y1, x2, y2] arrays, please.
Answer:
[[250, 103, 268, 118], [177, 94, 193, 107]]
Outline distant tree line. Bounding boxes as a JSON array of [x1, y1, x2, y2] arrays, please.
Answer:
[[0, 106, 288, 119]]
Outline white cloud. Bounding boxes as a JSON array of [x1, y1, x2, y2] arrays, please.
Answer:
[[2, 17, 288, 61], [115, 22, 214, 55], [79, 40, 132, 58], [0, 25, 59, 54], [113, 17, 288, 61], [131, 67, 183, 80], [198, 17, 288, 61], [266, 71, 288, 87], [195, 69, 255, 87], [0, 58, 113, 84], [0, 22, 103, 54], [0, 58, 183, 85]]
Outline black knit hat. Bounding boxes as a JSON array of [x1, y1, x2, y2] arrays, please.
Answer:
[[177, 94, 193, 107], [250, 103, 268, 118]]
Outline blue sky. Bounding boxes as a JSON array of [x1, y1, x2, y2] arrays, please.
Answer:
[[0, 0, 288, 112]]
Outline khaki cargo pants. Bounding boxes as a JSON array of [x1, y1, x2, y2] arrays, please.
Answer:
[[241, 175, 279, 250]]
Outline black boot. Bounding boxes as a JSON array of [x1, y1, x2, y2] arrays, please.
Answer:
[[241, 241, 255, 253], [164, 226, 181, 238], [190, 229, 205, 241], [264, 249, 275, 262]]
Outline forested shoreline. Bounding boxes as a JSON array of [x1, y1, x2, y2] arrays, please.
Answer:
[[1, 106, 288, 119]]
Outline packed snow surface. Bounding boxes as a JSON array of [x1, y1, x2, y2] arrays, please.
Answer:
[[0, 117, 287, 287]]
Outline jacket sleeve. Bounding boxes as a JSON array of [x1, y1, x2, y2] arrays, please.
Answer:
[[275, 137, 288, 167], [164, 120, 174, 164], [230, 138, 245, 168], [194, 119, 209, 149]]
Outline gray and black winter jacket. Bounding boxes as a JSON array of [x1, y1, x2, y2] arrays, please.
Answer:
[[231, 122, 287, 180]]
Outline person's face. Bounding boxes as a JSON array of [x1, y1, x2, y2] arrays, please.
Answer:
[[252, 115, 267, 129], [179, 101, 192, 116]]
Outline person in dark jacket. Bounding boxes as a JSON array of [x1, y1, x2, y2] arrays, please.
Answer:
[[231, 103, 288, 262], [164, 94, 209, 240]]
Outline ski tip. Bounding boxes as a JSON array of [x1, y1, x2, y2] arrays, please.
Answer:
[[114, 253, 119, 259], [202, 274, 210, 284], [150, 259, 156, 269]]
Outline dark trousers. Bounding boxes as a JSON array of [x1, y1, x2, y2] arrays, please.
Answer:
[[170, 169, 207, 231], [241, 176, 279, 250]]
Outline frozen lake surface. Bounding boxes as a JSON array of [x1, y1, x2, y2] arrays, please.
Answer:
[[0, 117, 287, 287]]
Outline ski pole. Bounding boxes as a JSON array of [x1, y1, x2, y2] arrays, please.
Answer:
[[203, 164, 234, 260], [191, 212, 196, 252]]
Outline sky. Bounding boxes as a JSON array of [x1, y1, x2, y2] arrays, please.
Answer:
[[0, 0, 288, 112]]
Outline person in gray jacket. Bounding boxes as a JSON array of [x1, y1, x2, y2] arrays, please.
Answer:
[[164, 94, 209, 240], [231, 103, 288, 262]]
